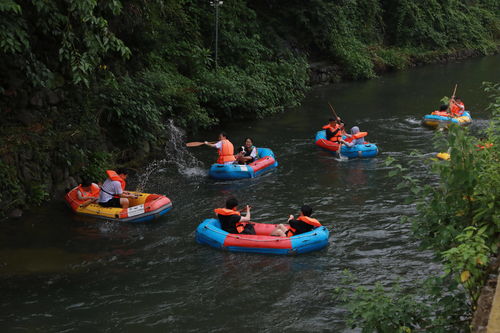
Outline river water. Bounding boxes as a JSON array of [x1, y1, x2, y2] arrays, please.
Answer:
[[1, 55, 498, 332]]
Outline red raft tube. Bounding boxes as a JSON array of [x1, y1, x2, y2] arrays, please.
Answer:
[[195, 219, 329, 255]]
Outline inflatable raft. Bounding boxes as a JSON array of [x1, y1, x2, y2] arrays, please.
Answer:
[[65, 186, 172, 223], [422, 111, 472, 129], [314, 130, 378, 158], [208, 148, 278, 180], [196, 218, 329, 255]]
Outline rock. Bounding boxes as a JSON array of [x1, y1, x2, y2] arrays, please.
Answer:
[[9, 209, 23, 219]]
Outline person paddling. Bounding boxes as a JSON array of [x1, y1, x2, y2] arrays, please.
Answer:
[[204, 132, 236, 165], [271, 205, 322, 237], [450, 97, 465, 117], [323, 117, 344, 143]]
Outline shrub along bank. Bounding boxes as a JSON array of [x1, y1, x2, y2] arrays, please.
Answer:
[[0, 0, 499, 216]]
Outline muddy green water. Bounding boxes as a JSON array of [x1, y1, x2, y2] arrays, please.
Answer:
[[1, 55, 498, 332]]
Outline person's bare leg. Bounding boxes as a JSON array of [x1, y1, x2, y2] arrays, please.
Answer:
[[120, 198, 130, 209]]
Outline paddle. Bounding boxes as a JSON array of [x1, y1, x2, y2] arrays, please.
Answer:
[[327, 102, 348, 161], [186, 141, 215, 147]]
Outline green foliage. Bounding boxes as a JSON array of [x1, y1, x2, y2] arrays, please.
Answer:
[[335, 271, 469, 332], [0, 159, 23, 215], [0, 0, 130, 88]]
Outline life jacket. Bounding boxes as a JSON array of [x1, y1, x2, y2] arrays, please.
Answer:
[[77, 183, 100, 199], [106, 170, 126, 190], [450, 101, 465, 117], [214, 208, 241, 216], [65, 183, 100, 210], [286, 215, 322, 236], [242, 146, 257, 157], [217, 140, 236, 164], [322, 124, 342, 142], [344, 132, 368, 143], [214, 208, 245, 233]]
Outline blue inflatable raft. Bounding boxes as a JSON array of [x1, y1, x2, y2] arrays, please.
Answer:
[[314, 130, 378, 158], [208, 148, 278, 180], [196, 218, 329, 255], [422, 111, 472, 129]]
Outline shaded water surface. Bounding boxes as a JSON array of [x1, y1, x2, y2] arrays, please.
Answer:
[[1, 55, 499, 332]]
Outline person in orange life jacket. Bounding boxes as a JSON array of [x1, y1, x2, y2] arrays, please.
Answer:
[[235, 137, 258, 165], [76, 178, 100, 207], [204, 132, 236, 164], [270, 205, 321, 237], [342, 126, 365, 147], [98, 168, 137, 209], [450, 97, 465, 117], [324, 117, 345, 142], [215, 197, 254, 234]]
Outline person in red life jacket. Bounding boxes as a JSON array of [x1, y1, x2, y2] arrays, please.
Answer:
[[450, 97, 465, 117], [76, 178, 100, 207], [270, 205, 322, 237], [215, 197, 254, 234], [204, 132, 236, 164], [343, 126, 367, 147], [235, 137, 258, 165], [98, 168, 137, 209], [323, 117, 345, 143], [432, 104, 449, 116]]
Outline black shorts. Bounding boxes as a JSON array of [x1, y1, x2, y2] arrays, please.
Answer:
[[99, 198, 121, 208]]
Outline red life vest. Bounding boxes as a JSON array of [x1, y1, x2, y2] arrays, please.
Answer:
[[106, 170, 126, 190], [344, 132, 368, 143], [286, 215, 322, 236], [322, 124, 342, 142], [217, 140, 236, 164]]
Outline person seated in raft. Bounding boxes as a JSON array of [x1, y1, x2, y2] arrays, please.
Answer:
[[235, 137, 258, 165], [270, 205, 322, 237], [98, 168, 137, 209], [204, 132, 236, 165], [342, 126, 366, 148], [215, 197, 255, 234], [76, 178, 100, 207], [431, 104, 449, 116], [323, 117, 345, 144], [450, 97, 465, 117]]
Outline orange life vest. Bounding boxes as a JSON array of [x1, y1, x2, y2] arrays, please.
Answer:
[[215, 208, 245, 233], [214, 208, 241, 216], [106, 170, 126, 190], [286, 215, 322, 236], [344, 132, 368, 143], [322, 124, 342, 142], [217, 140, 236, 164], [450, 101, 465, 117], [77, 183, 100, 199]]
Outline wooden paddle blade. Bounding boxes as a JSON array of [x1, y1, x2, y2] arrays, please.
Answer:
[[186, 142, 206, 147]]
